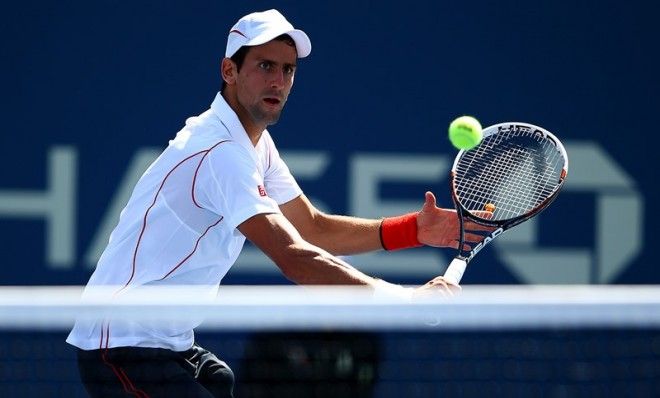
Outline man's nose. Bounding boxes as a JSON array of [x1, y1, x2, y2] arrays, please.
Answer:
[[270, 69, 285, 88]]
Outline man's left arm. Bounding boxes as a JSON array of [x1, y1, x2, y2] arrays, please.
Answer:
[[279, 194, 382, 255], [280, 191, 493, 255]]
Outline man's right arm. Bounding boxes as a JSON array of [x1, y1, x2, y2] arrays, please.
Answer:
[[237, 212, 458, 298], [238, 212, 377, 285]]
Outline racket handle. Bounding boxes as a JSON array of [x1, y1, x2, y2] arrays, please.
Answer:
[[444, 258, 467, 286]]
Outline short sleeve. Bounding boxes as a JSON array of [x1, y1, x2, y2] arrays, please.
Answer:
[[263, 140, 302, 205], [195, 142, 281, 230]]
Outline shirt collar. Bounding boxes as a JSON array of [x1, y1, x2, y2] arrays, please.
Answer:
[[210, 92, 267, 150]]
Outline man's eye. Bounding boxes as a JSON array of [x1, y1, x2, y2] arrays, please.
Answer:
[[259, 62, 271, 70], [284, 66, 294, 75]]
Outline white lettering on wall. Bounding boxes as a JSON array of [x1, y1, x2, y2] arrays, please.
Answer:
[[0, 147, 77, 268], [0, 143, 644, 284]]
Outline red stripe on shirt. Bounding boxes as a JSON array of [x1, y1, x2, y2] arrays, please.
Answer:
[[121, 140, 230, 293], [191, 140, 230, 209], [158, 216, 224, 280]]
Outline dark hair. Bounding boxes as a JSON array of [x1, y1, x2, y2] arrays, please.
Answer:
[[221, 34, 296, 92]]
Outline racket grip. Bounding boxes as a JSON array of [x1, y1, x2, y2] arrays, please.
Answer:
[[444, 258, 467, 286]]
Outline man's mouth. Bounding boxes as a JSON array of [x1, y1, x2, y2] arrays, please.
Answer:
[[263, 97, 281, 106]]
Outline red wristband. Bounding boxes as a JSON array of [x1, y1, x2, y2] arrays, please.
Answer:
[[380, 213, 422, 251]]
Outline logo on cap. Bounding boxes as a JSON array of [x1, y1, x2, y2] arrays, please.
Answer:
[[229, 29, 247, 39]]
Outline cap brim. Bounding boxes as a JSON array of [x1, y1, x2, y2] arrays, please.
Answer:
[[286, 29, 312, 58], [245, 28, 312, 58]]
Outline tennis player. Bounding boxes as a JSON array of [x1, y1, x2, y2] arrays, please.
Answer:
[[66, 9, 491, 397]]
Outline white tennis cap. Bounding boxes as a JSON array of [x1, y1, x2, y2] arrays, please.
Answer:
[[225, 9, 311, 58]]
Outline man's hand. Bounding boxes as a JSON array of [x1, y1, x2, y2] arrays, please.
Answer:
[[411, 275, 461, 300], [416, 191, 494, 250]]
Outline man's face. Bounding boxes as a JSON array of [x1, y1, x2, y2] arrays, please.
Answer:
[[234, 40, 297, 127]]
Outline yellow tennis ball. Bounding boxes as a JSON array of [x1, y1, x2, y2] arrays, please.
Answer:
[[448, 116, 483, 150]]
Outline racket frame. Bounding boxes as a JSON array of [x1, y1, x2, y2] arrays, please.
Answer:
[[443, 122, 569, 285]]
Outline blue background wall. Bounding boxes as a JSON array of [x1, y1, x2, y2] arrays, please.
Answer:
[[1, 1, 657, 285]]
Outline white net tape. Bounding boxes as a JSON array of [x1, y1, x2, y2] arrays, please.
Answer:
[[2, 285, 659, 331]]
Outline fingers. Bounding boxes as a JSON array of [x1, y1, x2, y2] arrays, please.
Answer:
[[429, 275, 461, 291], [464, 219, 495, 232], [471, 210, 494, 220], [449, 237, 483, 251], [423, 191, 437, 211], [463, 232, 487, 243], [448, 240, 470, 251], [413, 275, 462, 300]]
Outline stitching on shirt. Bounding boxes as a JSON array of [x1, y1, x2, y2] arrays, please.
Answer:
[[191, 140, 231, 209], [157, 216, 224, 281], [118, 142, 229, 294]]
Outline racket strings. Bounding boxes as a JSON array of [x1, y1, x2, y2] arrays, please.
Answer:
[[458, 148, 558, 218], [454, 128, 565, 220], [458, 152, 554, 217]]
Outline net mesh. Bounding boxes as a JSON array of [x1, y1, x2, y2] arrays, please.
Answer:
[[454, 125, 566, 221], [1, 285, 659, 397]]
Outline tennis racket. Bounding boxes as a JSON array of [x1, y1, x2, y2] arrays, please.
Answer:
[[443, 122, 569, 285]]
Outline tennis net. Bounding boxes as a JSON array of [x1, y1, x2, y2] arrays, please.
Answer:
[[1, 285, 659, 397]]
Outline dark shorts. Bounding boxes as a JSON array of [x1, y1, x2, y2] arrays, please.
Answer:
[[76, 343, 234, 398]]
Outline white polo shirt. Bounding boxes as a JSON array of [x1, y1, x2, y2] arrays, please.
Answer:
[[66, 93, 302, 351]]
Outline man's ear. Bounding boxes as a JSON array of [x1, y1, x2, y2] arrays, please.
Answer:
[[221, 58, 237, 86]]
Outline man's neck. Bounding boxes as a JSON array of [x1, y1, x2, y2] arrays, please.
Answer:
[[222, 91, 263, 147]]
